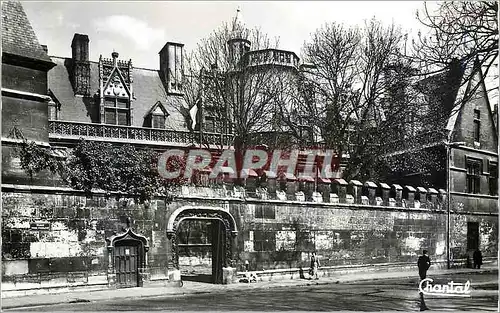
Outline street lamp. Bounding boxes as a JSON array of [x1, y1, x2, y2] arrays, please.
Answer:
[[444, 140, 465, 269]]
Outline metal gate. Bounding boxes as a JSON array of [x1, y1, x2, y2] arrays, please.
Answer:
[[211, 219, 225, 284], [114, 240, 139, 287]]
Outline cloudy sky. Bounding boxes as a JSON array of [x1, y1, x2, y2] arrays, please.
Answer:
[[22, 1, 429, 69]]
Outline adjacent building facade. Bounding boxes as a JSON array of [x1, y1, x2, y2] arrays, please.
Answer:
[[1, 1, 497, 296]]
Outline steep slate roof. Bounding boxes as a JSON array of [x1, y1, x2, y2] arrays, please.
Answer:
[[445, 61, 496, 138], [1, 1, 52, 62], [48, 57, 187, 130], [49, 57, 100, 122]]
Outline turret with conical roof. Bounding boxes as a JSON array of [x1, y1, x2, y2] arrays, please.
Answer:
[[227, 8, 251, 70]]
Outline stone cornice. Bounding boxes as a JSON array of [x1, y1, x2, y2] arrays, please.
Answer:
[[2, 88, 52, 102], [2, 52, 56, 71], [2, 184, 497, 217]]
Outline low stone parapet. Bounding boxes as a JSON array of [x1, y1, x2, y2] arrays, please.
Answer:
[[236, 262, 421, 283], [235, 259, 498, 284]]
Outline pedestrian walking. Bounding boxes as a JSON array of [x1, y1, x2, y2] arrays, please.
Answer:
[[417, 250, 431, 311], [310, 252, 320, 280], [417, 250, 431, 286], [473, 249, 483, 269]]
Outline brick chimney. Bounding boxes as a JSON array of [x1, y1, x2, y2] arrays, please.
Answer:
[[71, 33, 90, 96], [72, 34, 89, 61]]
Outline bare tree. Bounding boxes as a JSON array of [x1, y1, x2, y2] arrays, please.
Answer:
[[283, 19, 425, 181], [413, 2, 498, 109], [178, 20, 305, 180]]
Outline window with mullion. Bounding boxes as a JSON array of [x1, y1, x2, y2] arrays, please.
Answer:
[[104, 96, 129, 126], [466, 159, 482, 194], [489, 162, 498, 196], [152, 114, 166, 129]]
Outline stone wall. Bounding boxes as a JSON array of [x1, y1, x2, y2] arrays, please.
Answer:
[[2, 180, 498, 293], [1, 191, 174, 294]]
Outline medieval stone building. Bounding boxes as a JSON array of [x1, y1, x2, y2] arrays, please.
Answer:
[[1, 1, 497, 297]]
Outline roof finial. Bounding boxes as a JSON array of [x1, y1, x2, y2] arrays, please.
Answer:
[[232, 6, 244, 33], [112, 50, 119, 66]]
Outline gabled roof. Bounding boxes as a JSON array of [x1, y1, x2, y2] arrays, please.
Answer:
[[144, 101, 169, 117], [445, 60, 497, 139], [1, 1, 52, 63], [103, 67, 131, 97], [445, 60, 477, 138]]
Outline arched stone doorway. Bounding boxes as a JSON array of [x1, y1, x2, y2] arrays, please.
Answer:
[[166, 206, 238, 284], [106, 221, 149, 288]]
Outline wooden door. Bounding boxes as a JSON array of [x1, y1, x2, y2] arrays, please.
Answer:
[[467, 222, 479, 251], [114, 242, 139, 287]]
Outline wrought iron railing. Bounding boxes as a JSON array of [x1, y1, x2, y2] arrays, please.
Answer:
[[48, 120, 234, 146], [242, 49, 300, 69]]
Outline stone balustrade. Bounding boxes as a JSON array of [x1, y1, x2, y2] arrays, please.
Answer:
[[49, 120, 234, 146]]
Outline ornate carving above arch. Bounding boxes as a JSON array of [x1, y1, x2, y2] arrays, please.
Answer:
[[166, 206, 238, 238], [166, 206, 239, 270], [106, 228, 149, 252]]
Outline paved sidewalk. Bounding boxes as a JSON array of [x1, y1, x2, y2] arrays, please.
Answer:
[[2, 264, 497, 310]]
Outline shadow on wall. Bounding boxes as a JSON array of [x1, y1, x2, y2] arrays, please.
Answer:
[[82, 94, 100, 123], [63, 58, 100, 123]]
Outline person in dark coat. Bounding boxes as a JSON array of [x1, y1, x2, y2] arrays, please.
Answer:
[[417, 250, 431, 285], [473, 249, 483, 269], [417, 250, 431, 311]]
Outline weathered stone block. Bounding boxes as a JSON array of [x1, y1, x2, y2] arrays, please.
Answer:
[[295, 192, 305, 202], [361, 196, 369, 205], [267, 177, 277, 196], [312, 192, 323, 203], [277, 191, 287, 201], [349, 180, 363, 204], [392, 184, 403, 206], [2, 260, 29, 275], [346, 195, 355, 204], [404, 186, 416, 208]]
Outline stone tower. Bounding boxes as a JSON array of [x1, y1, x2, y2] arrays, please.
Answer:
[[227, 8, 251, 70]]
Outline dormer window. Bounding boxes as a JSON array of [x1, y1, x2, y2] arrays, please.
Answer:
[[144, 101, 169, 129]]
